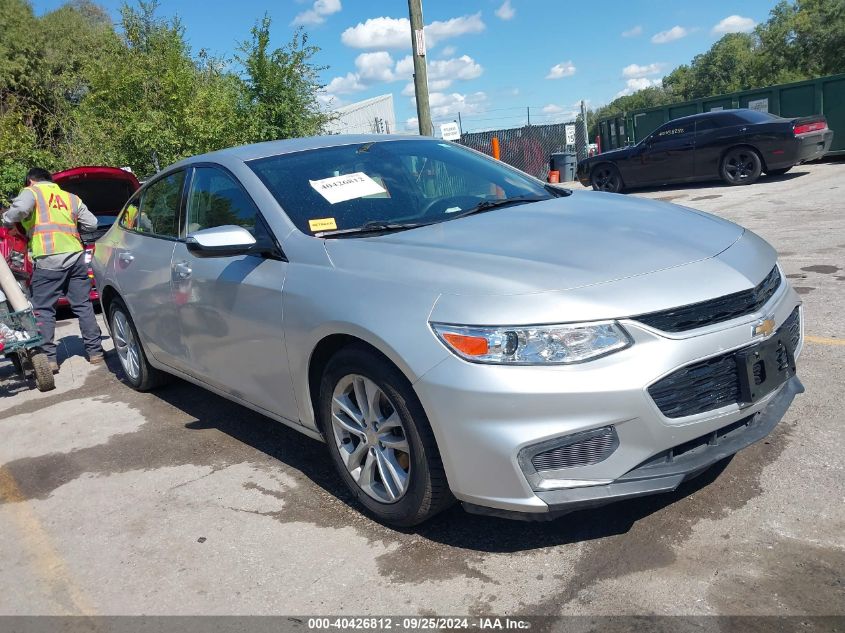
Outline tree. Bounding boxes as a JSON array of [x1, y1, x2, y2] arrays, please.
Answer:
[[593, 0, 845, 129], [663, 33, 760, 101], [237, 16, 332, 141]]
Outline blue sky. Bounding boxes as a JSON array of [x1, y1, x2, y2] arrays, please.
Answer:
[[33, 0, 780, 132]]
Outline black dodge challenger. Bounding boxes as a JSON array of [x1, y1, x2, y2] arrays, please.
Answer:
[[577, 109, 833, 192]]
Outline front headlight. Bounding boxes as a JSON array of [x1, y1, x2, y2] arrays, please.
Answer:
[[430, 321, 632, 365]]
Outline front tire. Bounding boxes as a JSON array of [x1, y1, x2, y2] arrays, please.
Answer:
[[319, 345, 454, 526], [108, 299, 168, 391], [590, 164, 624, 193], [721, 148, 762, 185]]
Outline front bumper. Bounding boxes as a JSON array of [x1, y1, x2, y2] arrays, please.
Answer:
[[414, 281, 803, 518], [464, 376, 802, 520]]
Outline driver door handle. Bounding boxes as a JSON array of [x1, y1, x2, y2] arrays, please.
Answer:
[[118, 252, 134, 264], [173, 261, 192, 279]]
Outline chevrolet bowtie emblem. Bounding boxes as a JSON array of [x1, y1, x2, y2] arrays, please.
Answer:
[[753, 318, 776, 337]]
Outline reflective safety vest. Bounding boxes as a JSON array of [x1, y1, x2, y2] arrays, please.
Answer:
[[21, 182, 84, 258]]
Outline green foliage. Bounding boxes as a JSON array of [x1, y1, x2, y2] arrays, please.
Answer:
[[237, 18, 332, 141], [0, 0, 330, 205], [593, 0, 845, 130], [663, 33, 760, 100]]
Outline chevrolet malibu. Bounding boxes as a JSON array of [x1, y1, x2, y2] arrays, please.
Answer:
[[92, 136, 803, 526]]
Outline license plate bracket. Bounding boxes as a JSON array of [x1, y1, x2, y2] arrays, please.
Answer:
[[737, 335, 795, 404]]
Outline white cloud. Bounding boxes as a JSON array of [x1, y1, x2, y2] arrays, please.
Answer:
[[615, 77, 662, 98], [495, 0, 515, 20], [712, 15, 756, 35], [427, 13, 485, 47], [292, 0, 341, 26], [545, 61, 576, 79], [538, 104, 579, 122], [651, 26, 689, 44], [396, 54, 482, 90], [341, 13, 485, 49], [324, 72, 365, 95], [405, 117, 419, 131], [401, 82, 416, 97], [440, 45, 457, 57], [412, 91, 487, 121], [354, 51, 395, 82], [622, 63, 664, 78], [428, 55, 483, 81], [622, 25, 642, 38], [394, 55, 415, 77]]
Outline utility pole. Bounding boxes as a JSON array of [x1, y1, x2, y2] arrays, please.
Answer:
[[527, 106, 530, 126], [580, 100, 589, 160], [408, 0, 432, 136]]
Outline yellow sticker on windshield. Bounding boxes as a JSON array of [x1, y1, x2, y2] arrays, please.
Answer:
[[309, 217, 338, 232]]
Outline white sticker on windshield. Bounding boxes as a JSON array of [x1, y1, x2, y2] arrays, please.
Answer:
[[309, 172, 387, 205]]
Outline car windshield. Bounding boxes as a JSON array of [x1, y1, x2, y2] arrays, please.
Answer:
[[247, 139, 554, 236]]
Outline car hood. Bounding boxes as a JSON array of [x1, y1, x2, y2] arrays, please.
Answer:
[[582, 146, 635, 164], [324, 190, 744, 296]]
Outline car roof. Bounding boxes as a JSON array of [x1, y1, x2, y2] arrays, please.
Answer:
[[171, 134, 426, 168], [667, 108, 764, 125]]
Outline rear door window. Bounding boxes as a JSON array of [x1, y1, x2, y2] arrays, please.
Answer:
[[695, 118, 719, 136], [121, 171, 185, 239]]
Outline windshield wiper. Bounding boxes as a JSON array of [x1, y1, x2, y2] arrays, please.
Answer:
[[317, 219, 434, 238], [452, 195, 550, 220]]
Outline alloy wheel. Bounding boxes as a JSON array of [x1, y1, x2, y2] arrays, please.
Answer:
[[724, 151, 755, 183], [594, 167, 619, 192], [112, 309, 141, 381], [330, 374, 411, 504]]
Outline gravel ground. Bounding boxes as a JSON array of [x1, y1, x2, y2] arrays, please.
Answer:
[[1, 161, 842, 617]]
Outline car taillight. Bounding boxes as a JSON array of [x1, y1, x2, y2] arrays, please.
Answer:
[[794, 121, 827, 135]]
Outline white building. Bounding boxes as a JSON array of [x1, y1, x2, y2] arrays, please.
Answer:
[[324, 94, 397, 135]]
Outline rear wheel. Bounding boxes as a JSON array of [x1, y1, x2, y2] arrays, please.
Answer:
[[766, 167, 791, 176], [721, 148, 762, 185], [319, 345, 454, 526], [109, 299, 168, 391], [590, 164, 623, 193]]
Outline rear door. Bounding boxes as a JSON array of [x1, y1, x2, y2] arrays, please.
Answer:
[[170, 165, 297, 420], [629, 120, 696, 184], [112, 170, 188, 369]]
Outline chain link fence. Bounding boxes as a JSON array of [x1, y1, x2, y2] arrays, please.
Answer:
[[457, 122, 578, 179]]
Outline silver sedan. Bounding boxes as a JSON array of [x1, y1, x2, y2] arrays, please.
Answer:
[[92, 136, 803, 526]]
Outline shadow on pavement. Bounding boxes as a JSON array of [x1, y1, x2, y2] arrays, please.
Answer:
[[140, 370, 733, 553], [627, 169, 809, 195]]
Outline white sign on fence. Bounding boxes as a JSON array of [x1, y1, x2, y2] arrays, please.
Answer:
[[565, 124, 576, 146], [440, 122, 461, 141], [748, 98, 769, 113]]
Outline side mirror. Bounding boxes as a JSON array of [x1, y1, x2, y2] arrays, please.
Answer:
[[186, 225, 256, 258]]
